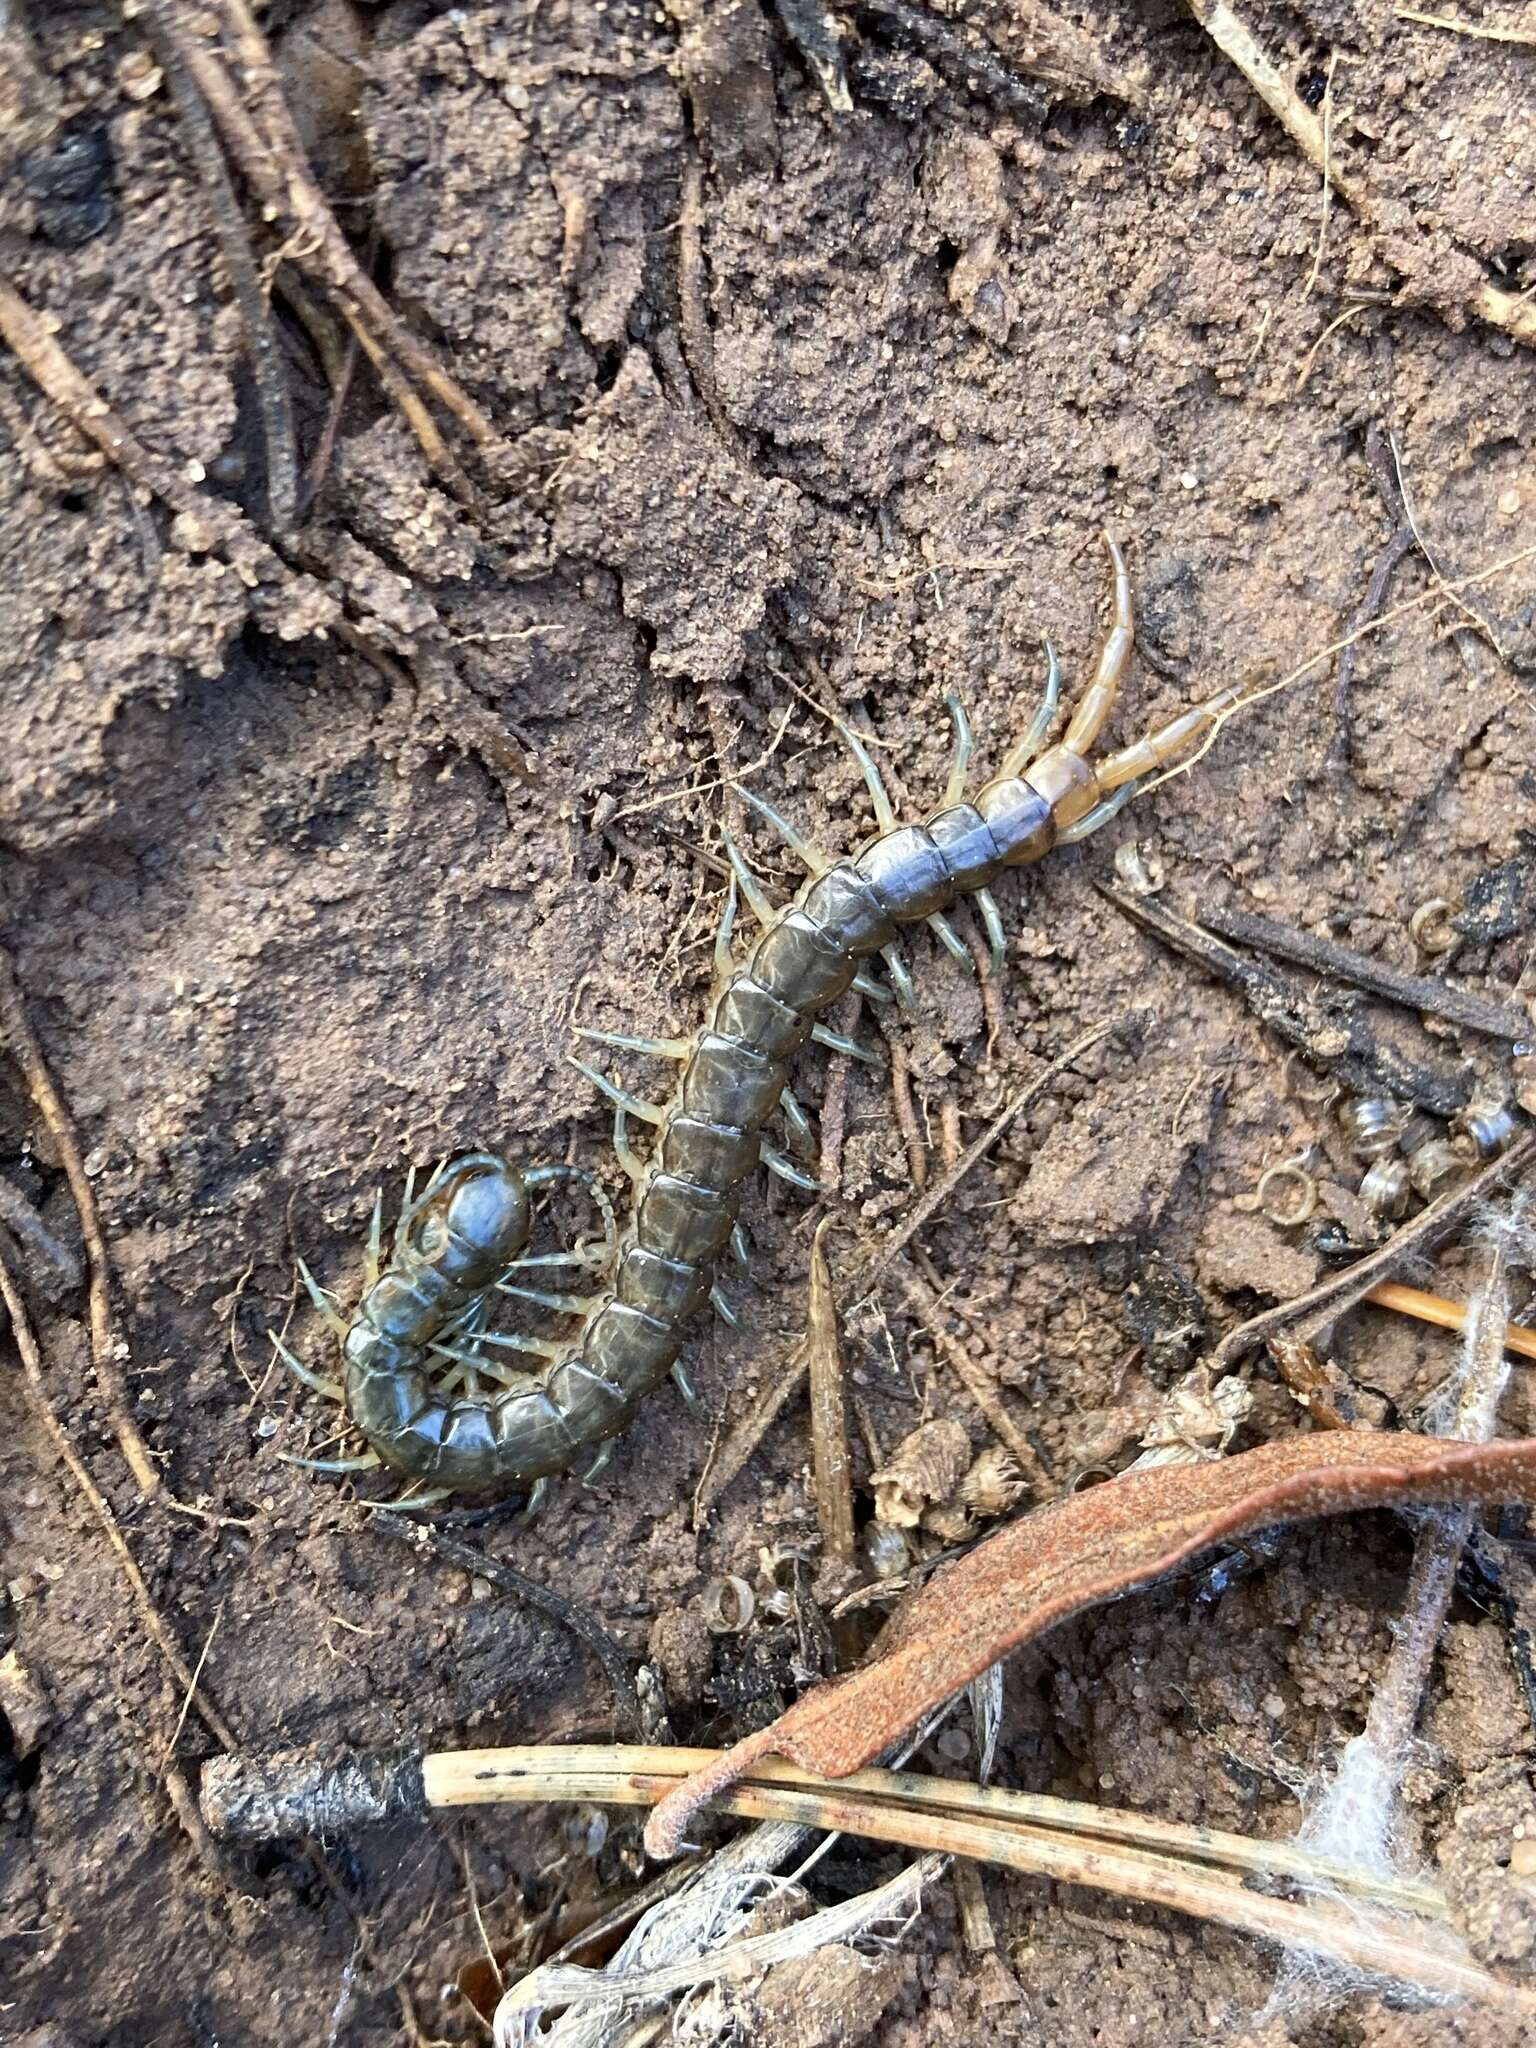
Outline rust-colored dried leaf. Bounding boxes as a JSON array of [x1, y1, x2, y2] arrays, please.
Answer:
[[646, 1432, 1536, 1857]]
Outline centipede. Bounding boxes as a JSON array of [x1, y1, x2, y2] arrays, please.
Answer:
[[275, 536, 1249, 1502]]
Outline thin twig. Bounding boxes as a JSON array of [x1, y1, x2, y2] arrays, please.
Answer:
[[0, 1248, 237, 1751], [1211, 1127, 1536, 1371], [202, 1740, 1525, 2008], [806, 1219, 858, 1573], [1184, 0, 1536, 349], [1198, 901, 1534, 1041], [145, 12, 298, 530], [694, 1021, 1103, 1514], [1366, 1278, 1536, 1362], [0, 944, 160, 1495], [372, 1513, 648, 1738], [1396, 7, 1536, 45], [1327, 422, 1416, 771], [891, 1262, 1048, 1488]]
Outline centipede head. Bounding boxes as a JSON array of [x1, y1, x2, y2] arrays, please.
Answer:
[[404, 1152, 534, 1290]]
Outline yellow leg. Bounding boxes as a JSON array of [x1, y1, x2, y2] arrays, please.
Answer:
[[1061, 533, 1134, 758], [1091, 681, 1249, 795]]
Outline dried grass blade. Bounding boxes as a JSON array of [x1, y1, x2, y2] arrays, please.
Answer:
[[645, 1431, 1536, 1855]]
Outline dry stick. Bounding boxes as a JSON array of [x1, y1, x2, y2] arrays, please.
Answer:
[[153, 3, 490, 492], [145, 12, 298, 530], [881, 1021, 929, 1188], [370, 1513, 648, 1740], [203, 1744, 1518, 2008], [0, 274, 289, 599], [1366, 1278, 1536, 1363], [1199, 902, 1534, 1041], [1310, 1228, 1520, 1875], [0, 945, 160, 1497], [1184, 0, 1536, 350], [1212, 1126, 1536, 1373], [213, 0, 496, 449], [1327, 423, 1416, 773], [895, 1260, 1047, 1488], [695, 1026, 1111, 1514], [0, 1177, 82, 1295], [675, 152, 747, 459], [204, 1743, 1440, 1917], [0, 1249, 237, 1753], [816, 990, 861, 1194], [806, 1219, 858, 1574], [1397, 6, 1536, 43]]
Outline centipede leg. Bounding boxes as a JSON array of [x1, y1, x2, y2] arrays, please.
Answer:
[[736, 784, 831, 876], [611, 1104, 647, 1190], [710, 1283, 740, 1327], [926, 910, 975, 973], [364, 1190, 384, 1291], [999, 638, 1063, 778], [1086, 679, 1251, 795], [580, 1440, 616, 1485], [524, 1474, 558, 1519], [1055, 778, 1143, 846], [834, 713, 898, 832], [730, 1222, 751, 1268], [811, 1020, 884, 1066], [569, 1058, 667, 1127], [779, 1085, 819, 1161], [721, 832, 779, 930], [760, 1140, 824, 1192], [278, 1449, 382, 1474], [498, 1281, 605, 1315], [670, 1359, 706, 1418], [574, 1026, 691, 1060], [852, 968, 896, 1006], [942, 691, 974, 808], [974, 887, 1007, 974], [295, 1259, 348, 1339], [881, 944, 919, 1014], [270, 1332, 343, 1403]]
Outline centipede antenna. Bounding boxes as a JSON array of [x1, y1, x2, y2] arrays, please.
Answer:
[[730, 1222, 751, 1267], [670, 1359, 706, 1418], [1000, 636, 1063, 779], [760, 1140, 825, 1193], [569, 1057, 667, 1126], [810, 1021, 884, 1066], [734, 783, 832, 875], [975, 887, 1008, 975], [497, 1281, 604, 1316], [525, 1163, 619, 1268], [852, 969, 896, 1006], [779, 1085, 818, 1161], [1055, 778, 1142, 845], [611, 1104, 647, 1189], [720, 830, 778, 929], [574, 1026, 691, 1060], [294, 1258, 349, 1340], [581, 1441, 617, 1486], [926, 910, 974, 972], [364, 1189, 384, 1292], [881, 943, 920, 1014], [269, 1332, 343, 1403], [943, 692, 974, 809], [277, 1449, 383, 1474]]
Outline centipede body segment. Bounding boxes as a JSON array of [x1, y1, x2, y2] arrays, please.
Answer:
[[288, 537, 1247, 1495]]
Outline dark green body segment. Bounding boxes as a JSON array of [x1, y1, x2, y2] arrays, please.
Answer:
[[345, 780, 1055, 1490]]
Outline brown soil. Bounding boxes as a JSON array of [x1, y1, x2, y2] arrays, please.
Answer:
[[2, 2, 1535, 2044]]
